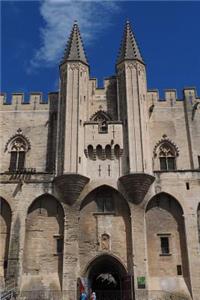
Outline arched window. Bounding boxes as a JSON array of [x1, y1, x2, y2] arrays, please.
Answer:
[[159, 143, 176, 171], [153, 136, 179, 171], [96, 145, 103, 160], [105, 145, 111, 159], [9, 138, 26, 171], [5, 129, 30, 172], [114, 144, 121, 159], [88, 145, 94, 160]]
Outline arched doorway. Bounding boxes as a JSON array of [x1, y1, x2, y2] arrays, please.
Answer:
[[86, 255, 132, 300], [0, 197, 12, 286]]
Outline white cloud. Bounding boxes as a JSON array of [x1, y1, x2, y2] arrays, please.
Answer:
[[29, 0, 119, 70]]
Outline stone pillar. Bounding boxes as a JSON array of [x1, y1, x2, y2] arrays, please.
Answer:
[[6, 212, 21, 285], [184, 212, 200, 300], [62, 204, 79, 300], [131, 204, 148, 300]]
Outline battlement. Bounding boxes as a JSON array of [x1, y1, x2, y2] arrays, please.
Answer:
[[147, 87, 200, 105], [0, 92, 59, 111]]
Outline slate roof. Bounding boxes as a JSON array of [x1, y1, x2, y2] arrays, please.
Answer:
[[116, 20, 144, 65], [61, 21, 89, 66]]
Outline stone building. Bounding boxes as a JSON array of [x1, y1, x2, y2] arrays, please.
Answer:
[[0, 20, 200, 300]]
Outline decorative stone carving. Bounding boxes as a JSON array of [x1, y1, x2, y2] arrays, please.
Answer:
[[5, 128, 31, 152], [153, 135, 179, 158], [101, 233, 110, 251]]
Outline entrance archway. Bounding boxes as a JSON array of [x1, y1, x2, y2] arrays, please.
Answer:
[[87, 255, 132, 300]]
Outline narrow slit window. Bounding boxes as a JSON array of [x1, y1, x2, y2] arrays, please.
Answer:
[[56, 238, 63, 254], [160, 237, 170, 255], [177, 265, 182, 275]]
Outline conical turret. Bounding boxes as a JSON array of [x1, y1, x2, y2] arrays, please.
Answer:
[[116, 20, 144, 65], [61, 21, 89, 66]]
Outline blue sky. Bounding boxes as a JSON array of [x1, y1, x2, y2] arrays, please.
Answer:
[[1, 1, 200, 101]]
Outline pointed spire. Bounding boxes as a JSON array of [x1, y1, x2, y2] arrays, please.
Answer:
[[61, 21, 89, 66], [116, 20, 144, 65]]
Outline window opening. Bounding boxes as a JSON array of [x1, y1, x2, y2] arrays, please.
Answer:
[[177, 265, 182, 275], [88, 145, 94, 160], [96, 190, 114, 213], [9, 138, 26, 171], [114, 144, 120, 159], [96, 145, 103, 159], [159, 143, 176, 171], [160, 237, 170, 255], [105, 145, 111, 159], [186, 182, 190, 190], [99, 121, 108, 134], [56, 238, 63, 254]]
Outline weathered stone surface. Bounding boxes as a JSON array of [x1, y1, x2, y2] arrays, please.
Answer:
[[0, 20, 199, 300]]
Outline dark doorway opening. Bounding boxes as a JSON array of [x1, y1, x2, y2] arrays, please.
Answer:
[[88, 255, 132, 300]]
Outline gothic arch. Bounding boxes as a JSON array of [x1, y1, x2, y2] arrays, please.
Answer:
[[90, 110, 112, 122], [0, 197, 12, 281], [82, 254, 129, 300], [153, 135, 179, 170], [83, 253, 127, 277], [145, 192, 191, 293], [153, 135, 179, 158], [5, 128, 31, 152], [80, 184, 130, 213], [79, 185, 132, 284], [145, 192, 184, 215], [23, 194, 64, 290], [26, 193, 64, 216]]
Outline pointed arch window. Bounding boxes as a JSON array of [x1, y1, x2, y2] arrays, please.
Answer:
[[153, 136, 179, 171], [9, 138, 26, 171], [159, 143, 176, 171], [5, 129, 31, 172]]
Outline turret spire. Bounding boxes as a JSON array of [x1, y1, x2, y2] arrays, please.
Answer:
[[116, 20, 144, 65], [61, 21, 89, 66]]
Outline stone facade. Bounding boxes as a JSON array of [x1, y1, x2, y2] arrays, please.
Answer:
[[0, 21, 200, 300]]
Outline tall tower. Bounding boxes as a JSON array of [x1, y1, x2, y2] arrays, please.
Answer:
[[116, 21, 151, 174], [56, 22, 89, 175]]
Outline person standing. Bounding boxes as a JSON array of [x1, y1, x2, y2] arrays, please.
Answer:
[[80, 291, 88, 300], [90, 292, 96, 300]]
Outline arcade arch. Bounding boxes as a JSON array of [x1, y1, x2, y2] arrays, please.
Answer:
[[23, 194, 64, 290], [84, 254, 132, 300], [0, 197, 12, 283], [145, 193, 190, 290]]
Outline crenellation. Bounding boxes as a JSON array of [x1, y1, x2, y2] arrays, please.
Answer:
[[164, 89, 177, 105], [147, 89, 159, 104], [12, 92, 24, 105], [0, 93, 7, 104], [0, 92, 50, 110], [183, 87, 199, 104]]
